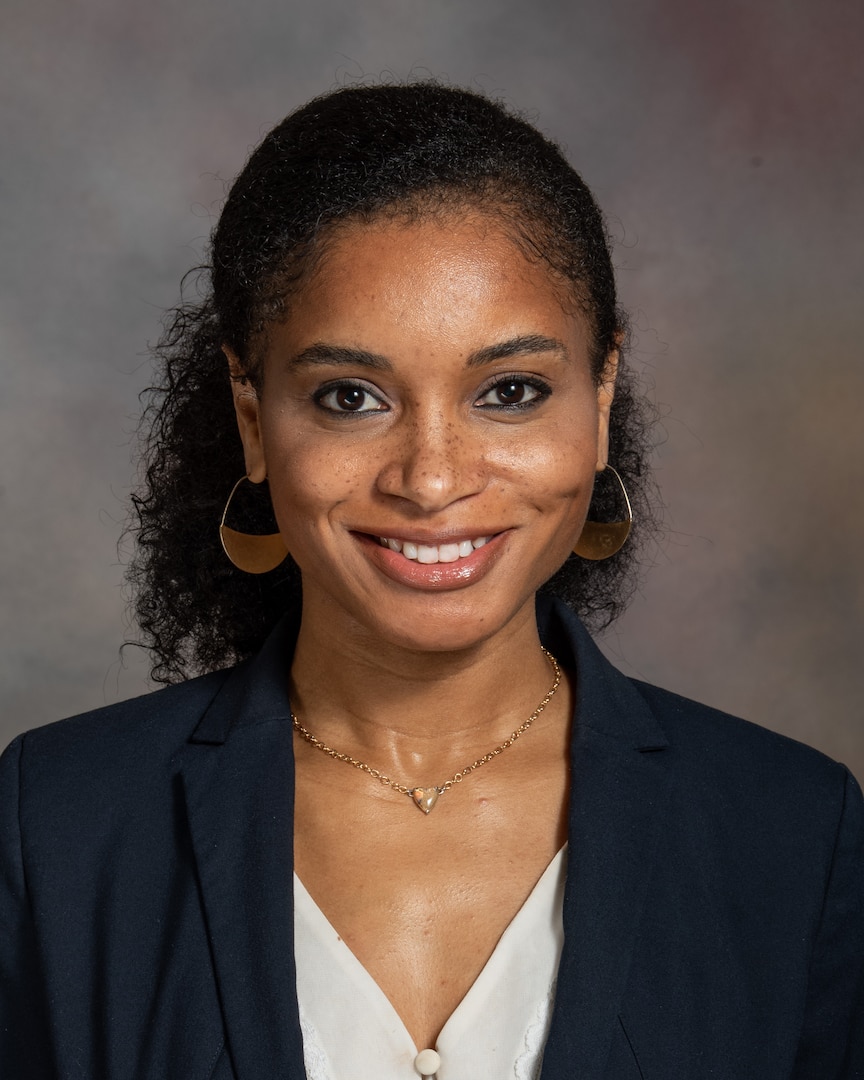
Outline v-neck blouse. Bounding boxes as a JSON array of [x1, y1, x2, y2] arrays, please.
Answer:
[[293, 846, 567, 1080]]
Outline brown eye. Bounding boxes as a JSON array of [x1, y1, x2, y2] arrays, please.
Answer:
[[317, 383, 387, 413], [495, 381, 527, 404], [336, 387, 365, 410], [476, 379, 544, 409]]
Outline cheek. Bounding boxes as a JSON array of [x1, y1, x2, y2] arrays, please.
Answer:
[[489, 432, 598, 505], [260, 427, 365, 541]]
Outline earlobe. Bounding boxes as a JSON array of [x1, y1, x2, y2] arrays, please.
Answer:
[[223, 345, 267, 483]]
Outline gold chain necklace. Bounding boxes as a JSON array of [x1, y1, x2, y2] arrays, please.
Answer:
[[291, 647, 561, 814]]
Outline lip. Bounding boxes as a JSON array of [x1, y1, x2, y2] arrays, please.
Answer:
[[353, 529, 510, 591]]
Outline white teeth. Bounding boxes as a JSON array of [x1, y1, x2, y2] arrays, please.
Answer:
[[376, 534, 493, 564]]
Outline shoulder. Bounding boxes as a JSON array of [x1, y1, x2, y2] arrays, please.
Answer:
[[541, 593, 859, 817], [1, 667, 235, 820], [632, 676, 850, 784], [628, 677, 862, 856], [9, 666, 232, 752]]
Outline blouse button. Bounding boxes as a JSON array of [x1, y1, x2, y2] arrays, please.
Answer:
[[414, 1048, 441, 1076]]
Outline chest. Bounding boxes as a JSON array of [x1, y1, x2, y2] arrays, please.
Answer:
[[293, 758, 568, 1048], [294, 846, 567, 1080]]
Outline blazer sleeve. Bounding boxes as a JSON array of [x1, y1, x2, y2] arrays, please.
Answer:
[[792, 766, 864, 1079], [0, 735, 55, 1079]]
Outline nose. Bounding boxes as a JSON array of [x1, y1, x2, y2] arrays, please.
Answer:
[[374, 412, 487, 512]]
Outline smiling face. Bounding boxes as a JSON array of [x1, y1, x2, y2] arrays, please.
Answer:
[[229, 211, 616, 653]]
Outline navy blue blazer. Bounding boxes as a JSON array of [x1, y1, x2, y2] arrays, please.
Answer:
[[2, 597, 863, 1079]]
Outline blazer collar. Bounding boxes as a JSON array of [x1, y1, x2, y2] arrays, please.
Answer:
[[188, 605, 302, 745], [182, 596, 671, 1079], [536, 593, 668, 750]]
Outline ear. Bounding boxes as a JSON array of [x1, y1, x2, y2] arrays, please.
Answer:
[[594, 344, 619, 472], [224, 346, 267, 483]]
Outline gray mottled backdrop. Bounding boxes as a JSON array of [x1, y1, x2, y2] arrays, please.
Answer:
[[2, 0, 862, 780]]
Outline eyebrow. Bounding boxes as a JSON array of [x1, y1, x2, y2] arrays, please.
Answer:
[[288, 344, 394, 371], [464, 334, 568, 369], [287, 334, 568, 372]]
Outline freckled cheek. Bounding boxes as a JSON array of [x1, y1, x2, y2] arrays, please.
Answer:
[[263, 440, 367, 544]]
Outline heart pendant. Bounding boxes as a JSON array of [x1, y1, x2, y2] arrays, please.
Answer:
[[411, 787, 441, 814]]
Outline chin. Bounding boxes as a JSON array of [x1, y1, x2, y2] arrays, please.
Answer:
[[355, 591, 539, 656]]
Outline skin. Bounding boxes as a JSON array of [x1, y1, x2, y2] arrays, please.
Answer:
[[228, 210, 617, 1050]]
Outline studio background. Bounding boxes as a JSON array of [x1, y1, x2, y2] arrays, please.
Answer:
[[2, 0, 862, 781]]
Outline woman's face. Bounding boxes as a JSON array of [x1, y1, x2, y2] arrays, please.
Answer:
[[231, 212, 616, 653]]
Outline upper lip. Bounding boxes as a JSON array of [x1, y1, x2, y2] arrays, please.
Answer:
[[353, 527, 506, 545]]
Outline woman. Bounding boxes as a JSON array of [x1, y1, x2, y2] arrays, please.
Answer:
[[1, 83, 861, 1080]]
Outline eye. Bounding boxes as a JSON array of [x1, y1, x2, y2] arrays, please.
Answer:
[[475, 376, 549, 410], [315, 381, 388, 414]]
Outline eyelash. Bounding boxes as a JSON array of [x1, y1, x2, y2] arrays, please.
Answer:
[[313, 380, 388, 416], [312, 374, 552, 416], [474, 374, 551, 411]]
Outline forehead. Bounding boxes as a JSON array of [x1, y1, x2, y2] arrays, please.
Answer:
[[277, 212, 589, 355]]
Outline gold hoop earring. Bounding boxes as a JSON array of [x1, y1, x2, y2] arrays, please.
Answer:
[[219, 476, 289, 574], [573, 465, 633, 561]]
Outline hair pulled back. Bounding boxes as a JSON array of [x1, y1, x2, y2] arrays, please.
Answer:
[[129, 81, 658, 683]]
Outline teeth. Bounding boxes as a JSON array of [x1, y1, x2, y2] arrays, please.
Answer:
[[376, 535, 492, 564], [417, 545, 438, 564], [438, 544, 461, 563]]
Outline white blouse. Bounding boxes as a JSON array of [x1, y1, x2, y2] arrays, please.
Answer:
[[293, 846, 567, 1080]]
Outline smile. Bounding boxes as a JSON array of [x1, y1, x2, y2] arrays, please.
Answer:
[[377, 535, 492, 564]]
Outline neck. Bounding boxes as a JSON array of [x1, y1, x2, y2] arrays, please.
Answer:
[[288, 595, 561, 765]]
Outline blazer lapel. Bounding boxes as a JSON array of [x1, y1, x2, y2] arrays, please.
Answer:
[[180, 615, 307, 1079], [537, 598, 673, 1078]]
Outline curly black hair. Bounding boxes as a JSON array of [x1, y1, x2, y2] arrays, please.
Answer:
[[128, 81, 659, 684]]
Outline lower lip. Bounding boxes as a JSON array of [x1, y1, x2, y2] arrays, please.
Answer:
[[354, 532, 510, 591]]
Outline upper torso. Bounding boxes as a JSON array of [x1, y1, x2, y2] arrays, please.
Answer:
[[2, 598, 862, 1079]]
